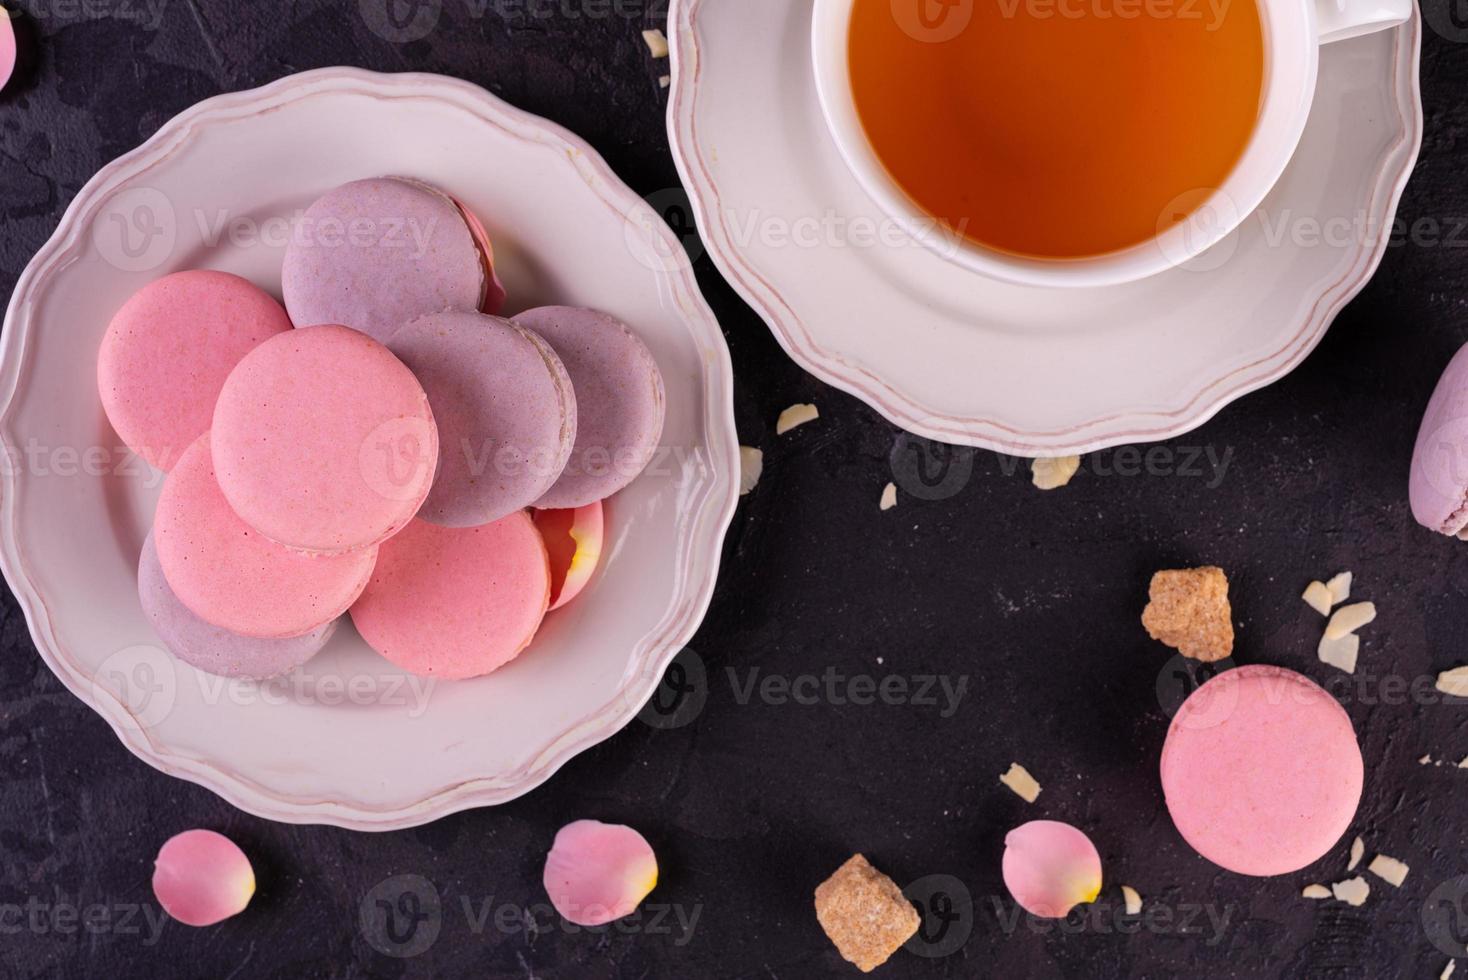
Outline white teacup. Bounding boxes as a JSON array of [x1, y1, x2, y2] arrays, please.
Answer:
[[812, 0, 1413, 288]]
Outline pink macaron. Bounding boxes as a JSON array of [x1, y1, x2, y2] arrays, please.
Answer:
[[211, 324, 437, 555], [282, 177, 503, 342], [138, 532, 337, 679], [153, 436, 378, 639], [98, 270, 292, 471], [387, 311, 576, 527], [1160, 664, 1363, 876], [350, 515, 550, 680], [512, 307, 666, 509]]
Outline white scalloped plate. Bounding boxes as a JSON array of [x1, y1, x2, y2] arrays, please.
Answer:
[[0, 68, 738, 830], [668, 0, 1423, 454]]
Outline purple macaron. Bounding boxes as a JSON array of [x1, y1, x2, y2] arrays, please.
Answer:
[[138, 533, 337, 679], [512, 306, 666, 509], [283, 177, 500, 342], [388, 310, 578, 526], [1411, 343, 1468, 537]]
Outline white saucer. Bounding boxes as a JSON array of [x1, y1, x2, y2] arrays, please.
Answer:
[[0, 68, 738, 830], [667, 0, 1423, 454]]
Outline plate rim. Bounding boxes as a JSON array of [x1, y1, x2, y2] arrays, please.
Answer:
[[666, 0, 1424, 455], [0, 66, 740, 830]]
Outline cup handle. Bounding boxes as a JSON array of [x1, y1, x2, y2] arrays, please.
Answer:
[[1315, 0, 1413, 44]]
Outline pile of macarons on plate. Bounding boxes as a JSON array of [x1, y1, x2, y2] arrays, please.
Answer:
[[0, 69, 737, 828], [107, 176, 666, 681]]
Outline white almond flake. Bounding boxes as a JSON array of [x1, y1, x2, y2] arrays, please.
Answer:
[[775, 403, 819, 435], [1421, 754, 1434, 765], [1121, 886, 1142, 915], [1367, 854, 1409, 887], [1325, 602, 1377, 640], [1301, 884, 1331, 899], [1326, 572, 1353, 605], [1317, 632, 1360, 674], [658, 74, 670, 89], [642, 28, 669, 58], [1460, 756, 1468, 769], [738, 446, 763, 496], [1437, 666, 1468, 698], [1443, 961, 1456, 980], [1332, 876, 1370, 907], [1031, 455, 1081, 490], [999, 763, 1041, 803], [1348, 837, 1365, 871], [1302, 581, 1333, 616], [879, 483, 897, 512]]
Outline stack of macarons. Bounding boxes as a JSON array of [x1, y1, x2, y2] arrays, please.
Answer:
[[99, 177, 665, 682]]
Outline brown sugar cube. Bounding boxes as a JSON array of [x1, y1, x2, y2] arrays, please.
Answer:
[[814, 854, 920, 973], [1141, 566, 1235, 663]]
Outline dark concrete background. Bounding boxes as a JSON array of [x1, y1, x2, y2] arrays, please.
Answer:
[[2, 1, 1468, 977]]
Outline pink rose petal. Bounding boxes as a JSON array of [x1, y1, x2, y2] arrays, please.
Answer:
[[152, 830, 255, 927], [0, 12, 16, 93], [543, 820, 657, 926], [1002, 820, 1103, 918], [533, 501, 604, 611]]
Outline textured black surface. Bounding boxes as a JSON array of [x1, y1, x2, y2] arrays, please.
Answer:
[[2, 2, 1468, 978]]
